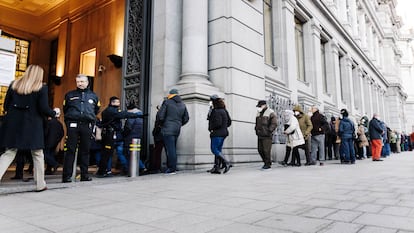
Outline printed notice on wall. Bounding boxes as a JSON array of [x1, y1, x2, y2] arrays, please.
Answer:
[[0, 50, 16, 86]]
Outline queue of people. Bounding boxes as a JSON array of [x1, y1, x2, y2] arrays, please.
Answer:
[[0, 64, 413, 192]]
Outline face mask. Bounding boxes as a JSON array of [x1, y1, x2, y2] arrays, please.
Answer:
[[307, 112, 312, 117], [294, 111, 300, 116], [339, 115, 343, 120], [257, 107, 263, 112], [209, 101, 213, 107]]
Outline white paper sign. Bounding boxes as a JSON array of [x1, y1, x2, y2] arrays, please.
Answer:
[[0, 50, 16, 86]]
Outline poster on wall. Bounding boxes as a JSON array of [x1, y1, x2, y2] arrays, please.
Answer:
[[0, 50, 16, 86]]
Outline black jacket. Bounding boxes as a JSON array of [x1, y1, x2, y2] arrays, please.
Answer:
[[101, 105, 140, 142], [0, 85, 56, 149], [369, 118, 383, 140], [44, 117, 64, 149], [63, 88, 100, 123], [311, 111, 327, 136], [123, 111, 144, 145], [208, 108, 231, 138]]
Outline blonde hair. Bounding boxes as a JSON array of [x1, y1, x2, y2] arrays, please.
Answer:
[[12, 65, 44, 95]]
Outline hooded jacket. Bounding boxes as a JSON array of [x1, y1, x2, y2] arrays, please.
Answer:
[[338, 117, 355, 139], [293, 105, 313, 140], [283, 110, 305, 148]]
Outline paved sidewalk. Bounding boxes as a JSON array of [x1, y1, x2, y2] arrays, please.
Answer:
[[1, 152, 414, 233]]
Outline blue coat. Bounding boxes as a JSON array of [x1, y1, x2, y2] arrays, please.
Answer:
[[338, 117, 354, 139]]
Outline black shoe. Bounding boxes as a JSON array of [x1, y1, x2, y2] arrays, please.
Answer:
[[295, 164, 301, 167], [210, 169, 221, 174], [10, 176, 23, 180], [261, 165, 271, 170], [223, 164, 232, 174], [278, 161, 287, 166], [373, 159, 383, 161], [62, 177, 72, 183], [96, 172, 113, 178], [80, 176, 92, 181]]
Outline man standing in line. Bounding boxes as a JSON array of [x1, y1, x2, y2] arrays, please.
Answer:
[[310, 105, 328, 166], [369, 113, 384, 161], [158, 89, 189, 174], [62, 74, 100, 183], [255, 100, 277, 170]]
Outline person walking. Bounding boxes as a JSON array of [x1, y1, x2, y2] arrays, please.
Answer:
[[62, 74, 100, 183], [97, 96, 141, 177], [158, 89, 190, 174], [44, 108, 64, 175], [255, 100, 277, 170], [0, 64, 57, 192], [283, 110, 305, 166], [207, 95, 232, 174], [369, 113, 384, 161], [310, 105, 328, 166], [338, 109, 356, 164]]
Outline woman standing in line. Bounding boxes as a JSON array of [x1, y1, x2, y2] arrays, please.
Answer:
[[207, 95, 232, 174], [0, 65, 57, 192], [283, 110, 305, 166]]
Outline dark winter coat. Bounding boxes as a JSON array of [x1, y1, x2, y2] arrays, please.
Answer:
[[158, 95, 189, 136], [208, 108, 231, 138], [369, 118, 383, 140], [44, 117, 64, 149], [0, 85, 56, 150], [255, 107, 277, 138], [123, 109, 144, 145], [310, 110, 328, 136], [338, 117, 355, 139]]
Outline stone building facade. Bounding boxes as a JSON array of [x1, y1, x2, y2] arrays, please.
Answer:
[[150, 0, 412, 169]]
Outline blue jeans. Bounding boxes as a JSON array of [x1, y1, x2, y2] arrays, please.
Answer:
[[210, 137, 225, 157], [163, 135, 178, 170], [114, 141, 128, 169], [341, 138, 355, 162], [94, 150, 111, 171]]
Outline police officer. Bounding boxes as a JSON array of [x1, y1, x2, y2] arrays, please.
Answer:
[[97, 96, 141, 177], [62, 74, 100, 183]]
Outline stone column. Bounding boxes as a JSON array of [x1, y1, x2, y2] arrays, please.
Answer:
[[179, 0, 211, 86], [306, 19, 323, 98], [366, 23, 373, 56], [358, 12, 367, 49], [326, 40, 341, 105], [175, 0, 220, 169], [363, 75, 373, 116], [349, 0, 358, 37], [342, 56, 354, 109]]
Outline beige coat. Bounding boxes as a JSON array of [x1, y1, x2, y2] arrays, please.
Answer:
[[357, 125, 369, 147]]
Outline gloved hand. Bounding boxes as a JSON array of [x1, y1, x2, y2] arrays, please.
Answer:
[[53, 108, 61, 117]]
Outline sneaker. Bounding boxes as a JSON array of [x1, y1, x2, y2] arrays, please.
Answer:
[[261, 165, 271, 170], [164, 168, 176, 175]]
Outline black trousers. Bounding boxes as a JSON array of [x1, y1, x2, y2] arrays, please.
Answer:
[[97, 130, 115, 175], [258, 138, 272, 167], [63, 122, 93, 179]]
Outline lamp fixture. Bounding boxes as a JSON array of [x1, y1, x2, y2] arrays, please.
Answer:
[[107, 54, 122, 68]]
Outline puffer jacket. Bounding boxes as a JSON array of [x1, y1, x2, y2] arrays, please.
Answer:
[[158, 95, 189, 136], [310, 110, 327, 136], [255, 107, 277, 138], [208, 108, 231, 138], [369, 117, 383, 140]]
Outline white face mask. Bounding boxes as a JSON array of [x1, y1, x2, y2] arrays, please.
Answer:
[[257, 107, 263, 112], [294, 111, 300, 116], [307, 112, 312, 117], [209, 101, 213, 107]]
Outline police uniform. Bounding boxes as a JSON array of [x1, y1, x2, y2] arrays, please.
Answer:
[[97, 105, 139, 177], [62, 88, 100, 182]]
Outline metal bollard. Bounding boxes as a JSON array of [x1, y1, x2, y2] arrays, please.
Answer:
[[129, 138, 141, 177]]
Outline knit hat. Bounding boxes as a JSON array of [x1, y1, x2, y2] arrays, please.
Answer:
[[169, 89, 179, 95]]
